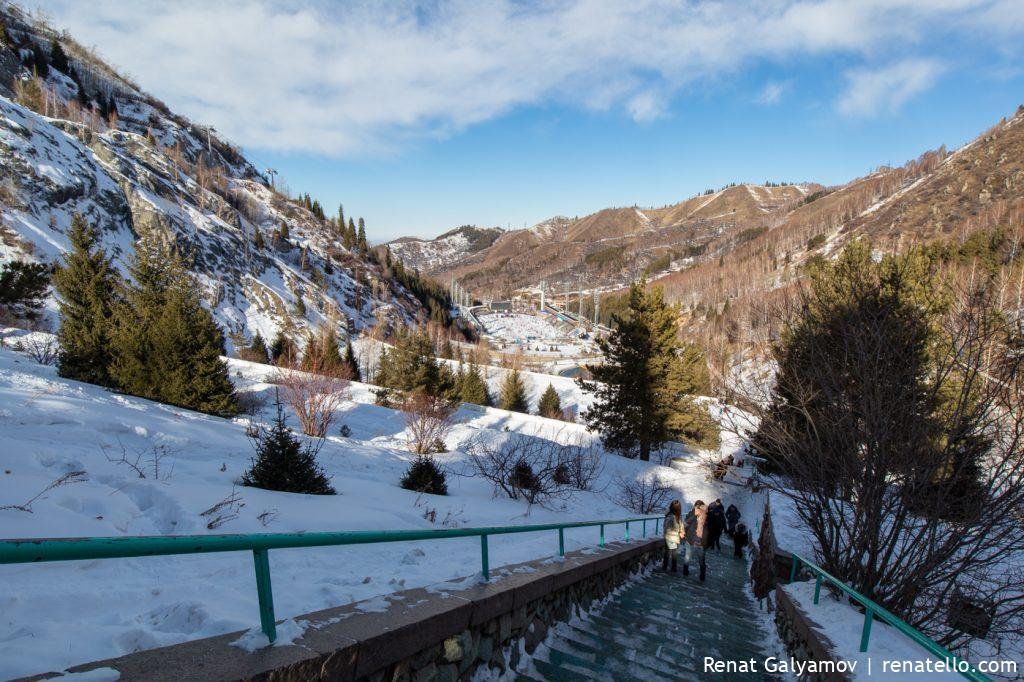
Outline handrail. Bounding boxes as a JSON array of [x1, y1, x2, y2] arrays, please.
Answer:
[[789, 552, 991, 682], [0, 515, 664, 643]]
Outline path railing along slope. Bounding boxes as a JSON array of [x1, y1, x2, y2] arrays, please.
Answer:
[[0, 515, 663, 644]]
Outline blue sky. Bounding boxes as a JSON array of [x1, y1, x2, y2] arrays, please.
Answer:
[[27, 0, 1024, 242]]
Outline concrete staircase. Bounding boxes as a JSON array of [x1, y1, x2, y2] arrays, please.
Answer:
[[519, 540, 782, 681]]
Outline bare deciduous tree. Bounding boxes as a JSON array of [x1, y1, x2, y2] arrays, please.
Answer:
[[465, 432, 576, 508], [402, 390, 455, 455], [273, 362, 351, 438], [611, 472, 673, 514], [14, 334, 58, 365]]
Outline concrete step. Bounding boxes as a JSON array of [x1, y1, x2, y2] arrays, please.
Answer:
[[523, 545, 782, 681]]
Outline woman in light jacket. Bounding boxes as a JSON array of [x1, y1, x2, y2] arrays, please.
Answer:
[[662, 499, 683, 572]]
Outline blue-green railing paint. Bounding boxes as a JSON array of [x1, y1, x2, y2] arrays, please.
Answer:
[[788, 552, 990, 682], [1, 515, 661, 643], [480, 534, 489, 581]]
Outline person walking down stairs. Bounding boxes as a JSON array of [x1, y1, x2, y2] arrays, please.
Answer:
[[725, 503, 741, 536], [662, 500, 683, 572], [733, 521, 750, 559], [683, 500, 711, 581]]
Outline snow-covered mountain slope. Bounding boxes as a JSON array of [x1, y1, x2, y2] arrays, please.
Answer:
[[0, 93, 420, 348], [0, 333, 750, 680], [0, 4, 428, 348], [386, 225, 504, 276]]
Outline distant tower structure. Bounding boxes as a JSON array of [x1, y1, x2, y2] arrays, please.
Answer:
[[578, 275, 584, 322], [593, 290, 600, 325], [539, 280, 547, 312]]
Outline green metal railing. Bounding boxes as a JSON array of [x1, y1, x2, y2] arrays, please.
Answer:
[[789, 553, 991, 681], [0, 515, 663, 643]]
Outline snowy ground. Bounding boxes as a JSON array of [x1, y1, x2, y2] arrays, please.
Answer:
[[478, 312, 596, 357], [0, 331, 750, 680], [780, 582, 962, 680]]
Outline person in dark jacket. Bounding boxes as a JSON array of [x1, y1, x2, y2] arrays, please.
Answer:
[[733, 521, 750, 558], [725, 504, 741, 537], [707, 499, 726, 550], [682, 500, 711, 581]]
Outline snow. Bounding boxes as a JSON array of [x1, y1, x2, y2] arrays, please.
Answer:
[[780, 581, 962, 680], [478, 312, 596, 357], [0, 93, 420, 353], [0, 338, 746, 680]]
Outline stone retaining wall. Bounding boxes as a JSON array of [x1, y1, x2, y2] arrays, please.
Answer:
[[19, 538, 663, 682], [774, 583, 854, 682]]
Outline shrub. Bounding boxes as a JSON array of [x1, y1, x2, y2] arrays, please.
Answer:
[[613, 473, 672, 514], [806, 233, 827, 250], [400, 455, 448, 495], [402, 390, 455, 455], [242, 391, 335, 495], [274, 362, 351, 438]]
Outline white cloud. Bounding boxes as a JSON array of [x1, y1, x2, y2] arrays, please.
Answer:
[[27, 0, 1023, 156], [756, 81, 788, 105], [836, 59, 945, 117], [627, 90, 668, 122]]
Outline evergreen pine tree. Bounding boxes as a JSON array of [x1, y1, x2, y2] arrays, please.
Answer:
[[0, 261, 50, 319], [254, 228, 265, 250], [537, 383, 562, 419], [342, 339, 361, 381], [372, 346, 397, 406], [347, 218, 357, 250], [375, 346, 392, 386], [49, 39, 70, 74], [382, 326, 443, 395], [110, 235, 238, 415], [249, 331, 270, 363], [400, 455, 448, 495], [54, 214, 120, 387], [279, 222, 290, 241], [150, 285, 238, 415], [460, 362, 492, 407], [499, 367, 529, 413], [337, 205, 345, 236], [30, 48, 49, 78], [665, 343, 718, 448], [301, 326, 343, 374], [357, 218, 368, 257], [270, 329, 298, 366], [75, 75, 89, 108], [580, 280, 716, 460], [242, 391, 335, 494], [109, 235, 175, 400]]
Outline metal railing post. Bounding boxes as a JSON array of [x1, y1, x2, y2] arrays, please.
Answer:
[[860, 607, 874, 652], [814, 574, 822, 604], [558, 527, 565, 557], [625, 521, 630, 542], [252, 549, 276, 643], [642, 519, 647, 538], [789, 554, 799, 583], [480, 534, 490, 581], [599, 523, 605, 546]]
